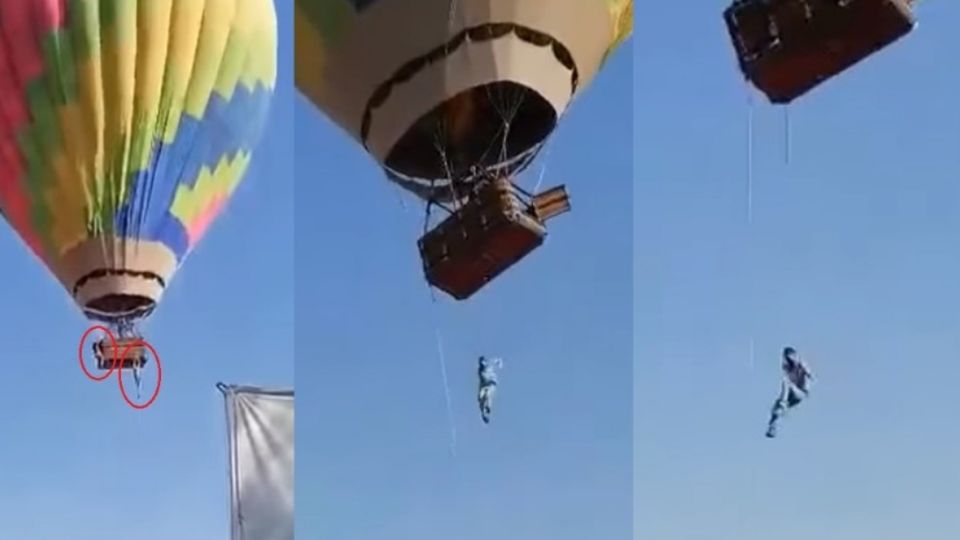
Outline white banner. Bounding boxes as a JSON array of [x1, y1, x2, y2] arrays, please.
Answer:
[[221, 384, 294, 540]]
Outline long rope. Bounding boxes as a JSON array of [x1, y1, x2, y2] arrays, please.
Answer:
[[434, 327, 458, 457], [783, 105, 791, 165], [416, 167, 456, 456], [532, 142, 552, 193], [423, 7, 459, 453], [746, 85, 756, 371], [746, 85, 754, 225], [740, 89, 762, 526]]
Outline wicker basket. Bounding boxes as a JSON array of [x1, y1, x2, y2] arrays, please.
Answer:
[[419, 178, 550, 300], [725, 0, 914, 103], [93, 338, 148, 370]]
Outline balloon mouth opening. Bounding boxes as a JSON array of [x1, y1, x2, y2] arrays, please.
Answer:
[[384, 82, 557, 182], [84, 294, 156, 322]]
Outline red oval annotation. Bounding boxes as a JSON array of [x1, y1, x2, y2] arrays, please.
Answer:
[[116, 340, 163, 410], [78, 325, 118, 381]]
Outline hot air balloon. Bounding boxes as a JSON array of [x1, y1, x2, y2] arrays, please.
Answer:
[[296, 0, 632, 300], [724, 0, 916, 104], [0, 0, 277, 373]]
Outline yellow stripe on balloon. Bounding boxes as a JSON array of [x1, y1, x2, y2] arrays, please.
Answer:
[[100, 0, 138, 210], [72, 0, 105, 212], [213, 0, 255, 100], [183, 0, 235, 120], [129, 0, 174, 172], [47, 102, 90, 255], [160, 0, 206, 143], [240, 0, 278, 90]]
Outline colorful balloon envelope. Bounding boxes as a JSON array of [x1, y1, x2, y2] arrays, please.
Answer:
[[295, 0, 632, 202], [0, 0, 277, 331]]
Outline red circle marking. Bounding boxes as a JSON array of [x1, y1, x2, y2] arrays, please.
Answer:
[[78, 325, 118, 381], [116, 340, 162, 410]]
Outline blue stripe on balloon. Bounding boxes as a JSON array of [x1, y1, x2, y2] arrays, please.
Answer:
[[113, 81, 273, 262]]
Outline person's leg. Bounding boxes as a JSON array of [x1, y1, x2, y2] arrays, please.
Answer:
[[485, 385, 497, 415], [786, 386, 803, 409], [478, 385, 491, 422], [481, 391, 491, 423], [767, 383, 788, 436], [767, 400, 784, 435], [766, 406, 783, 437], [133, 367, 143, 399]]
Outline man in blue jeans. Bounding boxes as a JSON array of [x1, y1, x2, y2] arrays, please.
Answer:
[[477, 356, 503, 424]]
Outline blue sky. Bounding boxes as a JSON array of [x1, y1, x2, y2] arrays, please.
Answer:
[[0, 3, 294, 539], [637, 3, 960, 539], [294, 37, 634, 540]]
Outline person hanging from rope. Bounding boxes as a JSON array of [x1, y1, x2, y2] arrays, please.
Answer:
[[477, 355, 503, 424], [766, 346, 813, 438]]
